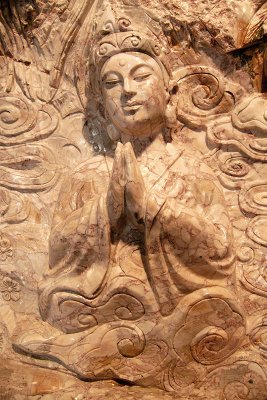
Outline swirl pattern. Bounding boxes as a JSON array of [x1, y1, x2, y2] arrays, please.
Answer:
[[173, 288, 246, 365], [172, 66, 236, 128], [0, 94, 58, 145], [117, 18, 131, 31], [236, 245, 255, 263], [217, 152, 251, 189], [239, 182, 267, 215], [0, 144, 58, 191], [247, 216, 267, 247], [55, 293, 145, 333], [219, 153, 250, 178], [0, 189, 30, 225], [39, 275, 148, 333], [241, 247, 267, 297], [249, 314, 267, 356], [164, 362, 197, 393], [209, 94, 267, 161], [198, 361, 267, 400]]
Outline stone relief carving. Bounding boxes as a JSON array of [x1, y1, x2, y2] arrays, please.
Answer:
[[0, 0, 267, 399]]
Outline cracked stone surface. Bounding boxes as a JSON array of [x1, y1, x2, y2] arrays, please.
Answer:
[[0, 0, 267, 399]]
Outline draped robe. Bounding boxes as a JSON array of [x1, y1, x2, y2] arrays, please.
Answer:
[[39, 145, 234, 331]]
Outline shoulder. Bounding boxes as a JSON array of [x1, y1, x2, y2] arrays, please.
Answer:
[[170, 144, 225, 201], [170, 143, 215, 177]]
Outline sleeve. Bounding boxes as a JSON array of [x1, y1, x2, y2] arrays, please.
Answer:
[[161, 177, 233, 268], [38, 169, 111, 324], [144, 168, 234, 316]]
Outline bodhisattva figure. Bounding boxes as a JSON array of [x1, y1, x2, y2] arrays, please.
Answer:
[[36, 15, 234, 333]]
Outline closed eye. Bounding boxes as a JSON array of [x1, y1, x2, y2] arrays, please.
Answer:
[[133, 73, 152, 82], [104, 79, 121, 88]]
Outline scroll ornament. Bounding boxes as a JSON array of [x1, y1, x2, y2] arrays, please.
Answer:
[[216, 151, 252, 190], [206, 92, 267, 303], [0, 144, 58, 192], [248, 313, 267, 367], [171, 65, 243, 129], [6, 4, 264, 396], [0, 94, 58, 145], [238, 180, 267, 297], [208, 94, 267, 161], [13, 286, 246, 387], [197, 361, 267, 400]]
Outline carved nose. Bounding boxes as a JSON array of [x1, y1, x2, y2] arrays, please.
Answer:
[[123, 78, 136, 94]]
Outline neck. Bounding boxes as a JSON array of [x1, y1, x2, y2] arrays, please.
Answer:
[[120, 129, 167, 160]]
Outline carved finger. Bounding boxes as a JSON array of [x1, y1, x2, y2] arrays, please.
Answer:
[[107, 142, 125, 227], [124, 143, 146, 225]]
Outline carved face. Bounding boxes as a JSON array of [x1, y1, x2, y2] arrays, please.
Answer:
[[100, 52, 169, 137]]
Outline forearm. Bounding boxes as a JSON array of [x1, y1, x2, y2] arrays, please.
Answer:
[[161, 199, 232, 264], [49, 195, 110, 270]]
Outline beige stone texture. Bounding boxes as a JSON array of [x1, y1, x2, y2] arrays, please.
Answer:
[[0, 0, 267, 399]]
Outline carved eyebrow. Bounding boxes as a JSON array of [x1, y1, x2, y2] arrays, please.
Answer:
[[130, 63, 154, 75], [101, 62, 154, 82]]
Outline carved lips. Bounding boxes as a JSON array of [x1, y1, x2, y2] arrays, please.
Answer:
[[122, 102, 143, 112]]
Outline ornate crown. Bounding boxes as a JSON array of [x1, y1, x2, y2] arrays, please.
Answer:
[[90, 4, 171, 79]]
